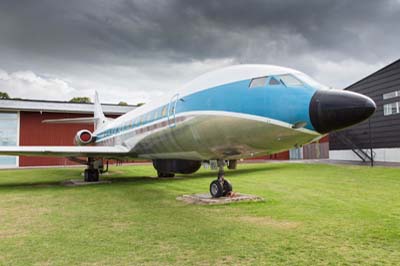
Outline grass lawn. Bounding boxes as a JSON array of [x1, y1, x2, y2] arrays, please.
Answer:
[[1, 162, 400, 265]]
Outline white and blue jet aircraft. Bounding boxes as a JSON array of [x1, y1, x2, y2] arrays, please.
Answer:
[[0, 64, 376, 197]]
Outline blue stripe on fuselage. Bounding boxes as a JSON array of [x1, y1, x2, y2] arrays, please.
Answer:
[[96, 76, 318, 142], [176, 77, 317, 131]]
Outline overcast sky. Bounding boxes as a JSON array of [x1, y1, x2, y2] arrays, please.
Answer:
[[0, 0, 399, 104]]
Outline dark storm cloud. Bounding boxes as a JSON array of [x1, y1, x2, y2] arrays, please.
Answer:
[[0, 0, 399, 65], [0, 0, 399, 102]]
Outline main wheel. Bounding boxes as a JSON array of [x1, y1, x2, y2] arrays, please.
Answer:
[[222, 179, 233, 196], [210, 180, 223, 198], [84, 169, 99, 182]]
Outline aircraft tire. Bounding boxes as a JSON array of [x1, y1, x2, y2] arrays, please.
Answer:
[[222, 180, 233, 196], [227, 160, 237, 170], [210, 180, 223, 198], [84, 169, 99, 182]]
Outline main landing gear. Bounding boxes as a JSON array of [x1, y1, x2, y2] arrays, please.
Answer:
[[209, 160, 233, 198], [84, 157, 107, 182]]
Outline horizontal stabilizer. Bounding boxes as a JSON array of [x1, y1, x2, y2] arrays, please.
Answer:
[[42, 117, 114, 124], [42, 117, 95, 124], [0, 146, 130, 158]]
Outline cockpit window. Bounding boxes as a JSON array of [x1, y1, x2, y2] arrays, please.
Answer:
[[269, 77, 280, 85], [249, 76, 267, 88], [278, 74, 303, 87], [293, 72, 329, 90]]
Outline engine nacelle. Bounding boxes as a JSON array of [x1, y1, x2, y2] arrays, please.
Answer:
[[74, 129, 94, 146], [152, 159, 201, 176]]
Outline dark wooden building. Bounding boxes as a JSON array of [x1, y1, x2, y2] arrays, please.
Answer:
[[329, 59, 400, 162]]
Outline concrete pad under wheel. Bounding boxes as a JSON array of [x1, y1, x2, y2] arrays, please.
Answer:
[[61, 180, 111, 186], [176, 193, 264, 205]]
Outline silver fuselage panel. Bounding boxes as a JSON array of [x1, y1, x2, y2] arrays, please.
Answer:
[[99, 111, 320, 160]]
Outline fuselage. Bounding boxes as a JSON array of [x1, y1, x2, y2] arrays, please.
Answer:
[[92, 64, 375, 160]]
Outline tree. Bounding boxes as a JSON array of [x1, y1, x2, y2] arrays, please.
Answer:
[[69, 97, 91, 103], [118, 101, 128, 106], [136, 102, 145, 107], [0, 92, 10, 99]]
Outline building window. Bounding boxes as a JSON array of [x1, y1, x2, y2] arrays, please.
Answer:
[[249, 77, 267, 88], [383, 102, 400, 116], [278, 74, 303, 87], [0, 112, 18, 167], [383, 90, 400, 100]]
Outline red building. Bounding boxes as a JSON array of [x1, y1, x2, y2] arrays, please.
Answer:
[[0, 99, 134, 167], [248, 134, 329, 161]]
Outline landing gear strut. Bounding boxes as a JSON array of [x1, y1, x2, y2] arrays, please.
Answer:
[[209, 160, 233, 198], [84, 157, 100, 182]]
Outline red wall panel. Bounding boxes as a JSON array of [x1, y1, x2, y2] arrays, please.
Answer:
[[247, 151, 290, 160], [319, 135, 329, 143], [19, 112, 120, 167]]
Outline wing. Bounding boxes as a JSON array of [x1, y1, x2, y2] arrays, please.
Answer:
[[0, 146, 130, 158]]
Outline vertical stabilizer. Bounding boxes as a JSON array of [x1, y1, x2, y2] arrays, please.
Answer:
[[94, 91, 107, 130]]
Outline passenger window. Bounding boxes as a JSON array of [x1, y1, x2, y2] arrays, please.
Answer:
[[249, 77, 267, 88], [279, 74, 303, 87], [161, 106, 167, 116], [269, 77, 280, 85]]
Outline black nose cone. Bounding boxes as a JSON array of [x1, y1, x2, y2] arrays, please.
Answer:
[[309, 90, 376, 134]]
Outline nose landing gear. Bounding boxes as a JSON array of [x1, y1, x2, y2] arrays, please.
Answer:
[[209, 160, 233, 198]]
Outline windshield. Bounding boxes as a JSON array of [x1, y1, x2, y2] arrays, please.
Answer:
[[293, 72, 329, 90], [278, 74, 303, 87]]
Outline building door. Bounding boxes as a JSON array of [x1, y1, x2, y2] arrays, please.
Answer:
[[289, 147, 303, 160], [0, 112, 18, 168], [168, 93, 179, 128]]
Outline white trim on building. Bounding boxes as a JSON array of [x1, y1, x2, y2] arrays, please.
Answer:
[[0, 99, 136, 115], [330, 148, 400, 163]]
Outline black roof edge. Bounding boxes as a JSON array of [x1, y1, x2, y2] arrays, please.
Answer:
[[0, 98, 139, 107], [344, 58, 400, 90]]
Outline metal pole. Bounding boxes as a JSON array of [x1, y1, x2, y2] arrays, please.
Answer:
[[369, 118, 373, 167]]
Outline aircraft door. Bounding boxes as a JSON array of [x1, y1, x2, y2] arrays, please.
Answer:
[[168, 93, 179, 128]]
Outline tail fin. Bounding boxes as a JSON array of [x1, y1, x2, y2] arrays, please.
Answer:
[[42, 91, 112, 129], [94, 91, 107, 130]]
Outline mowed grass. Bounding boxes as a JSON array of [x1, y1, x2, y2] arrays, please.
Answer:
[[1, 163, 400, 265]]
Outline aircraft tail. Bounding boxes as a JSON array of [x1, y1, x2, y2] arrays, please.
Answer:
[[93, 91, 107, 130], [42, 91, 112, 131]]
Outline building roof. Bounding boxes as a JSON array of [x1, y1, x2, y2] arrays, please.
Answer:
[[0, 99, 136, 115]]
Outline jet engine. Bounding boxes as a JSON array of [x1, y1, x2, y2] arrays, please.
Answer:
[[152, 159, 201, 177], [74, 129, 94, 145]]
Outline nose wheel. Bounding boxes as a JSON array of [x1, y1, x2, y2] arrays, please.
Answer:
[[209, 160, 233, 198]]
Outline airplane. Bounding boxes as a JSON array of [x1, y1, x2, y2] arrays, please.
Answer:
[[0, 64, 376, 197]]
